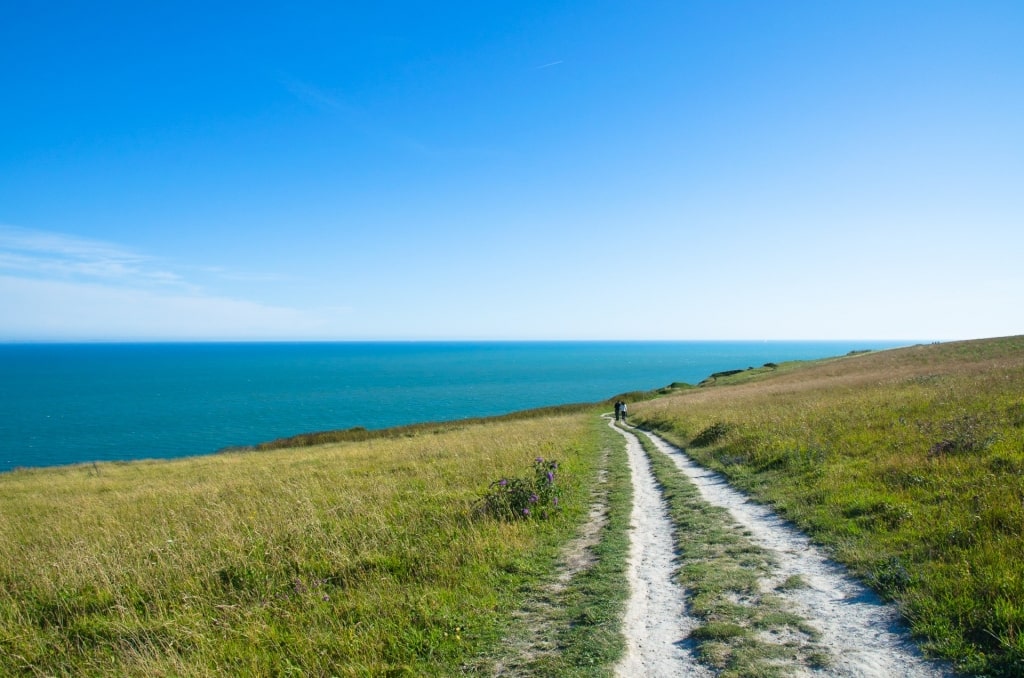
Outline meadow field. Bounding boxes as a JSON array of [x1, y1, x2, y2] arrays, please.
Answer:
[[0, 414, 622, 676]]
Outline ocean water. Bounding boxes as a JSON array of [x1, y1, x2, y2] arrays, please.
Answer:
[[0, 341, 907, 472]]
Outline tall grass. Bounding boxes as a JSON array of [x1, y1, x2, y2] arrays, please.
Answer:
[[632, 336, 1024, 676], [0, 414, 602, 676]]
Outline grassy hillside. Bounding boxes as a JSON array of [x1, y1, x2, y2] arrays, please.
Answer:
[[0, 413, 613, 676], [631, 335, 1024, 676]]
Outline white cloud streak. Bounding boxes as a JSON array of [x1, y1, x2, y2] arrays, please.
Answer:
[[0, 225, 348, 341], [0, 225, 188, 289], [0, 275, 335, 341]]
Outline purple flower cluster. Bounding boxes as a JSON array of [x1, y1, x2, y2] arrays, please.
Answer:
[[479, 456, 562, 521]]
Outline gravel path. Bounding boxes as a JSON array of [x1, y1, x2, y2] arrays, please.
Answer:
[[612, 420, 955, 677]]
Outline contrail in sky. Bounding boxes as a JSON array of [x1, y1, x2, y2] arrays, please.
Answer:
[[536, 60, 564, 69]]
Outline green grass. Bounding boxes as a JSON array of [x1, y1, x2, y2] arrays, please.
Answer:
[[632, 335, 1024, 676], [486, 417, 633, 676], [254, 399, 634, 451], [0, 413, 606, 676]]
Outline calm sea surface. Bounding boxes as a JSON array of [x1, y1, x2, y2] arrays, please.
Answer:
[[0, 341, 907, 472]]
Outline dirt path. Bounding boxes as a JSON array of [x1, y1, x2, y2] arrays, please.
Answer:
[[612, 418, 712, 677], [613, 421, 955, 677]]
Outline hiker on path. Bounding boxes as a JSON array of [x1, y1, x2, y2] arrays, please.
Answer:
[[614, 400, 623, 421]]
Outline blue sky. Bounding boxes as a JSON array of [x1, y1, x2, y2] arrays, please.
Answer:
[[2, 1, 1021, 341]]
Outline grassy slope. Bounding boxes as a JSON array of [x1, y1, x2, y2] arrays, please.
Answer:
[[0, 413, 608, 676], [631, 335, 1024, 677]]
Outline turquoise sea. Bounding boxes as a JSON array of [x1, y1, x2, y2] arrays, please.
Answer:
[[0, 341, 908, 472]]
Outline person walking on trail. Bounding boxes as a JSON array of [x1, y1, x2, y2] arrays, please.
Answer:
[[614, 400, 623, 421], [620, 401, 628, 421]]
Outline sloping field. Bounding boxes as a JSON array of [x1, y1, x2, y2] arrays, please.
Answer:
[[631, 335, 1024, 676], [0, 414, 606, 675]]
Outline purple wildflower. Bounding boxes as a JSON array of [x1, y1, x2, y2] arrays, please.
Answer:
[[530, 493, 538, 504], [522, 507, 530, 517], [535, 457, 544, 464], [546, 471, 554, 483], [553, 496, 559, 507], [498, 478, 508, 487]]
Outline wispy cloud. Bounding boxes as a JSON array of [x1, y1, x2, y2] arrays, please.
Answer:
[[0, 225, 348, 341], [0, 274, 336, 341], [0, 225, 188, 289], [278, 74, 432, 153], [279, 76, 360, 116], [277, 74, 503, 160], [194, 265, 289, 284], [536, 60, 564, 69]]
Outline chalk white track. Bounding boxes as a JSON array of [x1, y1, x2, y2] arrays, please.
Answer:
[[612, 418, 712, 677], [621, 425, 955, 677]]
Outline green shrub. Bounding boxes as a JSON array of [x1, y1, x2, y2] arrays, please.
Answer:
[[691, 422, 732, 448], [477, 457, 561, 521], [928, 413, 999, 457]]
